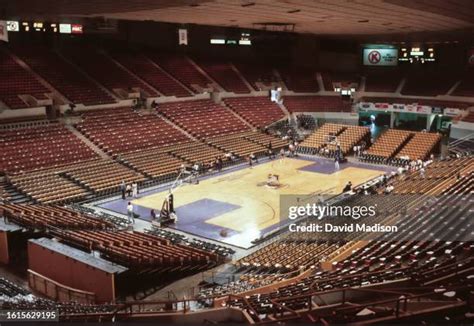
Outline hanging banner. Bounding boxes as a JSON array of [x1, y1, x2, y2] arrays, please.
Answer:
[[0, 21, 9, 42], [178, 28, 188, 45]]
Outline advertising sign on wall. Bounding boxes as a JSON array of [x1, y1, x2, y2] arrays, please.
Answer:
[[363, 48, 398, 66]]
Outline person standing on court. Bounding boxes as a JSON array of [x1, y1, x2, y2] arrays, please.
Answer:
[[289, 142, 295, 157], [280, 148, 285, 159], [127, 202, 135, 224], [120, 180, 126, 200], [217, 156, 223, 171], [132, 182, 138, 198]]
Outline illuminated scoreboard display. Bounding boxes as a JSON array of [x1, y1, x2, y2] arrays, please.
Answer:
[[399, 46, 436, 63], [6, 21, 84, 34]]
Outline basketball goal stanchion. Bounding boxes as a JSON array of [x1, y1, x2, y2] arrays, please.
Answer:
[[158, 165, 200, 225]]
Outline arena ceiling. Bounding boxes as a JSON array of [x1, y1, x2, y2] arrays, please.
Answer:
[[1, 0, 474, 35]]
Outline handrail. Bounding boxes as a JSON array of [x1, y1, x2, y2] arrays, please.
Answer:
[[449, 132, 474, 146]]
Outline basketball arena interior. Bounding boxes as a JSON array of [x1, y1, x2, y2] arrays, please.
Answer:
[[0, 0, 473, 324]]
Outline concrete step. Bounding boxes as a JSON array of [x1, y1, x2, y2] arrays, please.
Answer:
[[157, 114, 198, 141], [54, 50, 121, 102], [64, 124, 111, 159], [229, 63, 253, 93], [185, 57, 224, 92], [219, 101, 255, 129], [145, 57, 195, 95], [104, 51, 163, 97]]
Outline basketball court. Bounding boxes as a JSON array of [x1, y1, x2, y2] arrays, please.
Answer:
[[96, 157, 391, 248]]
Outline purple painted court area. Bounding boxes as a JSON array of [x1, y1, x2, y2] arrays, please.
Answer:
[[98, 196, 261, 248], [99, 200, 153, 220], [169, 199, 242, 243], [298, 157, 396, 175]]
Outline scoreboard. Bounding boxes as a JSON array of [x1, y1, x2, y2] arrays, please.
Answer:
[[7, 20, 83, 34], [399, 46, 436, 63]]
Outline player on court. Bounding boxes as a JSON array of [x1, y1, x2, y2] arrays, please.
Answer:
[[279, 148, 285, 163]]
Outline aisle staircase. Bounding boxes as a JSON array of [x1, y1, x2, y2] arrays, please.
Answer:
[[64, 124, 111, 159], [0, 178, 30, 204]]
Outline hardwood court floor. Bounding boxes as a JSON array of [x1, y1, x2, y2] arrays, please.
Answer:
[[132, 158, 383, 234]]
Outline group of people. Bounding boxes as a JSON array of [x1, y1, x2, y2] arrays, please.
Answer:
[[120, 181, 139, 200], [352, 141, 367, 157], [182, 152, 239, 176], [248, 153, 259, 167], [395, 155, 433, 180], [288, 140, 299, 157], [209, 156, 224, 172], [247, 140, 299, 168]]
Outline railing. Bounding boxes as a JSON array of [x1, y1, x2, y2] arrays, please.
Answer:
[[233, 283, 473, 324], [0, 119, 51, 130], [28, 269, 96, 304], [449, 132, 474, 148]]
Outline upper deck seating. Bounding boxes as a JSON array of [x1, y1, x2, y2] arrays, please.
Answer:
[[11, 45, 115, 106], [146, 53, 211, 92], [234, 62, 278, 91], [61, 46, 158, 97], [361, 97, 471, 110], [0, 50, 51, 109], [278, 67, 319, 92], [158, 99, 250, 139], [401, 70, 458, 96], [283, 96, 351, 113], [111, 51, 191, 97], [223, 97, 285, 128], [321, 72, 360, 91], [195, 60, 250, 93], [364, 68, 403, 92], [451, 69, 474, 97]]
